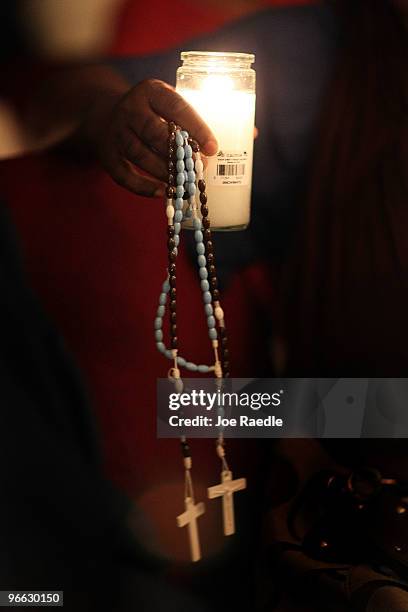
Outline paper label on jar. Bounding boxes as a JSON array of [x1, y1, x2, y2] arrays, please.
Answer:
[[209, 151, 249, 187]]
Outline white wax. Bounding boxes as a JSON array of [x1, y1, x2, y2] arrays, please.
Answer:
[[177, 81, 255, 230]]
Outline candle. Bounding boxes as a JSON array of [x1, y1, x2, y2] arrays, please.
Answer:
[[176, 52, 256, 231]]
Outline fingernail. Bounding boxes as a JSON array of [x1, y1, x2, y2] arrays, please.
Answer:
[[154, 188, 165, 198], [203, 139, 218, 156]]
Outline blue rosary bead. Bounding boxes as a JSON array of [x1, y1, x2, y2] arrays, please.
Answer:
[[165, 349, 173, 359], [204, 304, 213, 316], [175, 131, 184, 146], [184, 144, 193, 158], [174, 235, 180, 246], [176, 146, 185, 160], [193, 217, 202, 230], [175, 197, 183, 210], [155, 329, 163, 342], [176, 185, 184, 198], [184, 208, 192, 218], [209, 328, 218, 341], [203, 291, 212, 304], [159, 293, 167, 305], [185, 158, 194, 171], [187, 182, 196, 196], [174, 222, 181, 234], [196, 242, 205, 255], [157, 305, 165, 317], [176, 160, 185, 173], [176, 172, 185, 186], [198, 364, 210, 373], [199, 267, 208, 280], [198, 255, 206, 267], [207, 315, 216, 328], [162, 280, 170, 293], [181, 130, 189, 139], [187, 170, 196, 183], [201, 279, 209, 291], [185, 362, 198, 371], [184, 170, 189, 183], [174, 210, 183, 223], [195, 230, 203, 242], [177, 356, 187, 367], [156, 342, 166, 353], [154, 317, 163, 330]]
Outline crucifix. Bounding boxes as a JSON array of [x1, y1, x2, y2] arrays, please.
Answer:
[[177, 496, 205, 562], [208, 470, 247, 536]]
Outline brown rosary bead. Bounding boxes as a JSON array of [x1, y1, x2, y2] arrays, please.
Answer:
[[219, 326, 227, 338], [170, 311, 177, 324], [168, 132, 176, 144], [181, 440, 191, 457], [221, 337, 228, 349], [167, 226, 175, 237], [170, 324, 177, 336], [168, 263, 176, 275], [167, 238, 176, 250], [210, 277, 218, 290], [223, 368, 230, 378], [171, 337, 178, 349], [212, 288, 220, 300], [202, 217, 210, 229], [170, 287, 177, 300], [169, 249, 177, 262], [222, 361, 230, 371], [168, 121, 177, 133], [208, 264, 216, 277], [222, 348, 229, 360], [203, 228, 211, 241], [168, 175, 175, 186], [170, 300, 177, 312], [168, 160, 175, 173], [189, 139, 200, 153], [168, 146, 175, 159], [206, 252, 214, 265], [199, 192, 208, 205], [166, 186, 175, 198], [169, 275, 176, 288], [198, 179, 206, 192], [205, 240, 213, 253], [201, 204, 209, 217]]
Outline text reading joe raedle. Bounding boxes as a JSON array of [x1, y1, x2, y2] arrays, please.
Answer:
[[157, 379, 288, 438], [168, 389, 283, 428]]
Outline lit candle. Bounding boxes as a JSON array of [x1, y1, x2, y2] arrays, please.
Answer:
[[176, 52, 256, 231]]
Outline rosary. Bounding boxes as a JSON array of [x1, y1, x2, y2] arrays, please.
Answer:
[[154, 121, 246, 562]]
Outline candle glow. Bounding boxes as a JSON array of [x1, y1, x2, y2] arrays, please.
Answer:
[[177, 52, 256, 230]]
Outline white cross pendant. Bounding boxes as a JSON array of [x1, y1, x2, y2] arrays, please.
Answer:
[[176, 496, 205, 562], [207, 470, 247, 536]]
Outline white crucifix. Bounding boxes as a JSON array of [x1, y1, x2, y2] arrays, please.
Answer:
[[208, 470, 247, 536], [176, 496, 205, 562]]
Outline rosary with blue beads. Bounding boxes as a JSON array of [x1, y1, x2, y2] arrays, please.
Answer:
[[154, 121, 246, 562]]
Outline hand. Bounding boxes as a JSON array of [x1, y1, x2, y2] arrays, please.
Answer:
[[85, 79, 218, 197]]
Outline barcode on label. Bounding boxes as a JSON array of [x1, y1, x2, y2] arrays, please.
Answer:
[[216, 164, 245, 177]]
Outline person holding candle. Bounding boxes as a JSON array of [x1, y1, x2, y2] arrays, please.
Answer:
[[3, 0, 408, 609]]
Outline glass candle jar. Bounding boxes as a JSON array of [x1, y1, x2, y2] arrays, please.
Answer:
[[176, 51, 256, 231]]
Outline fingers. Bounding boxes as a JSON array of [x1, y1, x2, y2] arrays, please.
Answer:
[[110, 153, 165, 198], [126, 79, 218, 157], [101, 78, 219, 198], [122, 127, 168, 182]]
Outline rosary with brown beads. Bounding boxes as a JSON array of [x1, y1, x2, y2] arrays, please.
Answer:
[[154, 121, 246, 562]]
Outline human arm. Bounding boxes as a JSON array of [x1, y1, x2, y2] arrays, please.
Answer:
[[16, 64, 218, 196]]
